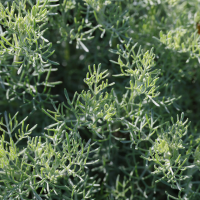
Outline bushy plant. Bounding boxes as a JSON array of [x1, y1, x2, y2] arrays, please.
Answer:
[[1, 0, 200, 199]]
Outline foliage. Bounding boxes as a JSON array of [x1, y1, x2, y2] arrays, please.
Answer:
[[0, 0, 200, 199]]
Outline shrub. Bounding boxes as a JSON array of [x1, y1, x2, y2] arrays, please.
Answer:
[[0, 0, 200, 199]]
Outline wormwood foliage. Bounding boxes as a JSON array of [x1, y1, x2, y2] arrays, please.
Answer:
[[1, 0, 200, 199]]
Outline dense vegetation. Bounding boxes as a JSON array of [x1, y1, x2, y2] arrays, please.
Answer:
[[0, 0, 200, 199]]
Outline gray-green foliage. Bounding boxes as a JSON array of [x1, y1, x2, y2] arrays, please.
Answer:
[[0, 0, 62, 110], [1, 0, 200, 199]]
